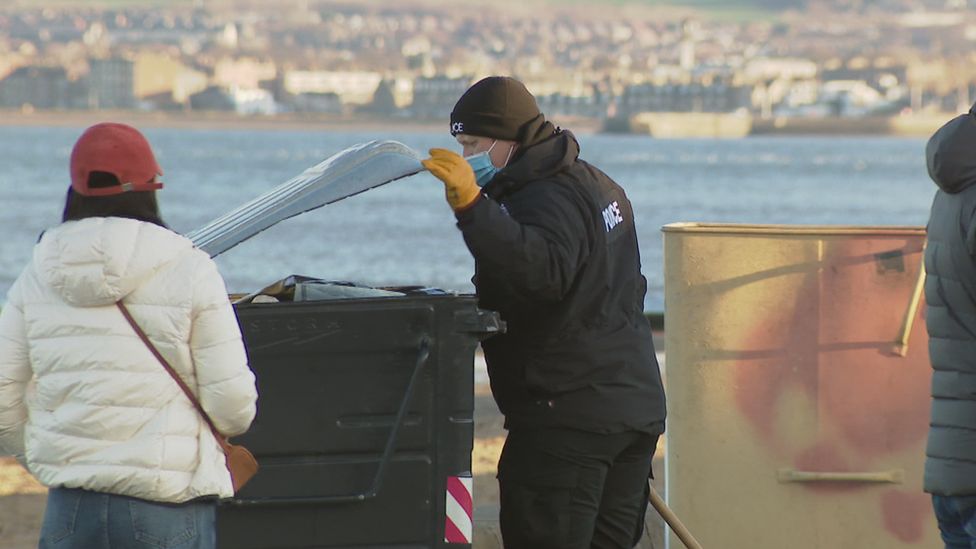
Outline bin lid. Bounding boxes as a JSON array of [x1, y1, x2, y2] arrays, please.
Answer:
[[186, 140, 424, 257]]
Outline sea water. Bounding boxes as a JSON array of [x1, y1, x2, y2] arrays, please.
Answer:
[[0, 126, 934, 311]]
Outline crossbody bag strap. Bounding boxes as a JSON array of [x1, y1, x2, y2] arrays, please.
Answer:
[[116, 301, 227, 444]]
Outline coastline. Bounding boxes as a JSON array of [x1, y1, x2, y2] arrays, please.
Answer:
[[750, 113, 950, 137], [0, 109, 448, 132], [0, 109, 605, 134], [0, 109, 949, 137], [608, 112, 952, 138]]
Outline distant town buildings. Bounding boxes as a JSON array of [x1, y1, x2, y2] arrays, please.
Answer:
[[283, 70, 383, 106], [0, 65, 72, 110], [410, 76, 469, 118], [89, 58, 135, 110], [0, 0, 974, 125]]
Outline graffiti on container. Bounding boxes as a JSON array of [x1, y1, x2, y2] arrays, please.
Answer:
[[731, 241, 930, 543]]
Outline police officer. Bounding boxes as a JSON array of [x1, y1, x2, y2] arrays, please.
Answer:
[[422, 76, 666, 549]]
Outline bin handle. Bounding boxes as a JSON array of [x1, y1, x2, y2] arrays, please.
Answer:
[[226, 338, 431, 507], [777, 468, 903, 484]]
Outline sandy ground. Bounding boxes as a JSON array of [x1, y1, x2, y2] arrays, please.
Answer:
[[0, 340, 667, 548], [0, 456, 46, 548]]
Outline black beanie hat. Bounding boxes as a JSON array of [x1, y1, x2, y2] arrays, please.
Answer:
[[450, 76, 543, 142]]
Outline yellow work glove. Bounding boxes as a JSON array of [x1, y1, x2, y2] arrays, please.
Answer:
[[422, 148, 481, 211]]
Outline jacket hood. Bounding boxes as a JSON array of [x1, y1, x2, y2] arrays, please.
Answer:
[[487, 129, 580, 199], [518, 115, 558, 148], [927, 106, 976, 194], [34, 217, 193, 307]]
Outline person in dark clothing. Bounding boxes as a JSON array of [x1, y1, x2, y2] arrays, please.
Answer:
[[924, 105, 976, 548], [422, 76, 666, 549]]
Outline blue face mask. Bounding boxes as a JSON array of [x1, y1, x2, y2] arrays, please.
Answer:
[[465, 151, 499, 187]]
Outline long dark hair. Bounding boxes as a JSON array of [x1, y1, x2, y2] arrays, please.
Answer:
[[62, 171, 167, 228]]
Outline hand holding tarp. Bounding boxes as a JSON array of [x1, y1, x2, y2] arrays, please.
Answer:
[[422, 148, 481, 212]]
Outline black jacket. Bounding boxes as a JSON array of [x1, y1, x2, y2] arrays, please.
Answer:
[[455, 128, 666, 434], [923, 106, 976, 495]]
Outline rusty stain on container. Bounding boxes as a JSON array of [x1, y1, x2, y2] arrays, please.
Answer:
[[663, 223, 936, 549]]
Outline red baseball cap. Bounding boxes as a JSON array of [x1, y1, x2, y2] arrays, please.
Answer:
[[70, 123, 163, 196]]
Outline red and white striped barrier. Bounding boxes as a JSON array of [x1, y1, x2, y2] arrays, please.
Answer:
[[444, 475, 473, 544]]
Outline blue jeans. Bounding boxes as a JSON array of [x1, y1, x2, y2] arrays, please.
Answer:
[[39, 487, 216, 548], [934, 495, 976, 549]]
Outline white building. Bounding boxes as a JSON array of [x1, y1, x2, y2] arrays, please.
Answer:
[[820, 80, 885, 116], [229, 86, 276, 115], [283, 70, 383, 106], [742, 58, 818, 84]]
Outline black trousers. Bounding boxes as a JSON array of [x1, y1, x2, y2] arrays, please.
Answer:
[[497, 426, 659, 549]]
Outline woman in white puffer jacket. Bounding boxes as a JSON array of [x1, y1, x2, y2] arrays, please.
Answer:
[[0, 123, 258, 549]]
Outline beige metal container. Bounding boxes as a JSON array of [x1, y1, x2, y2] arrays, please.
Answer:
[[662, 223, 937, 549]]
